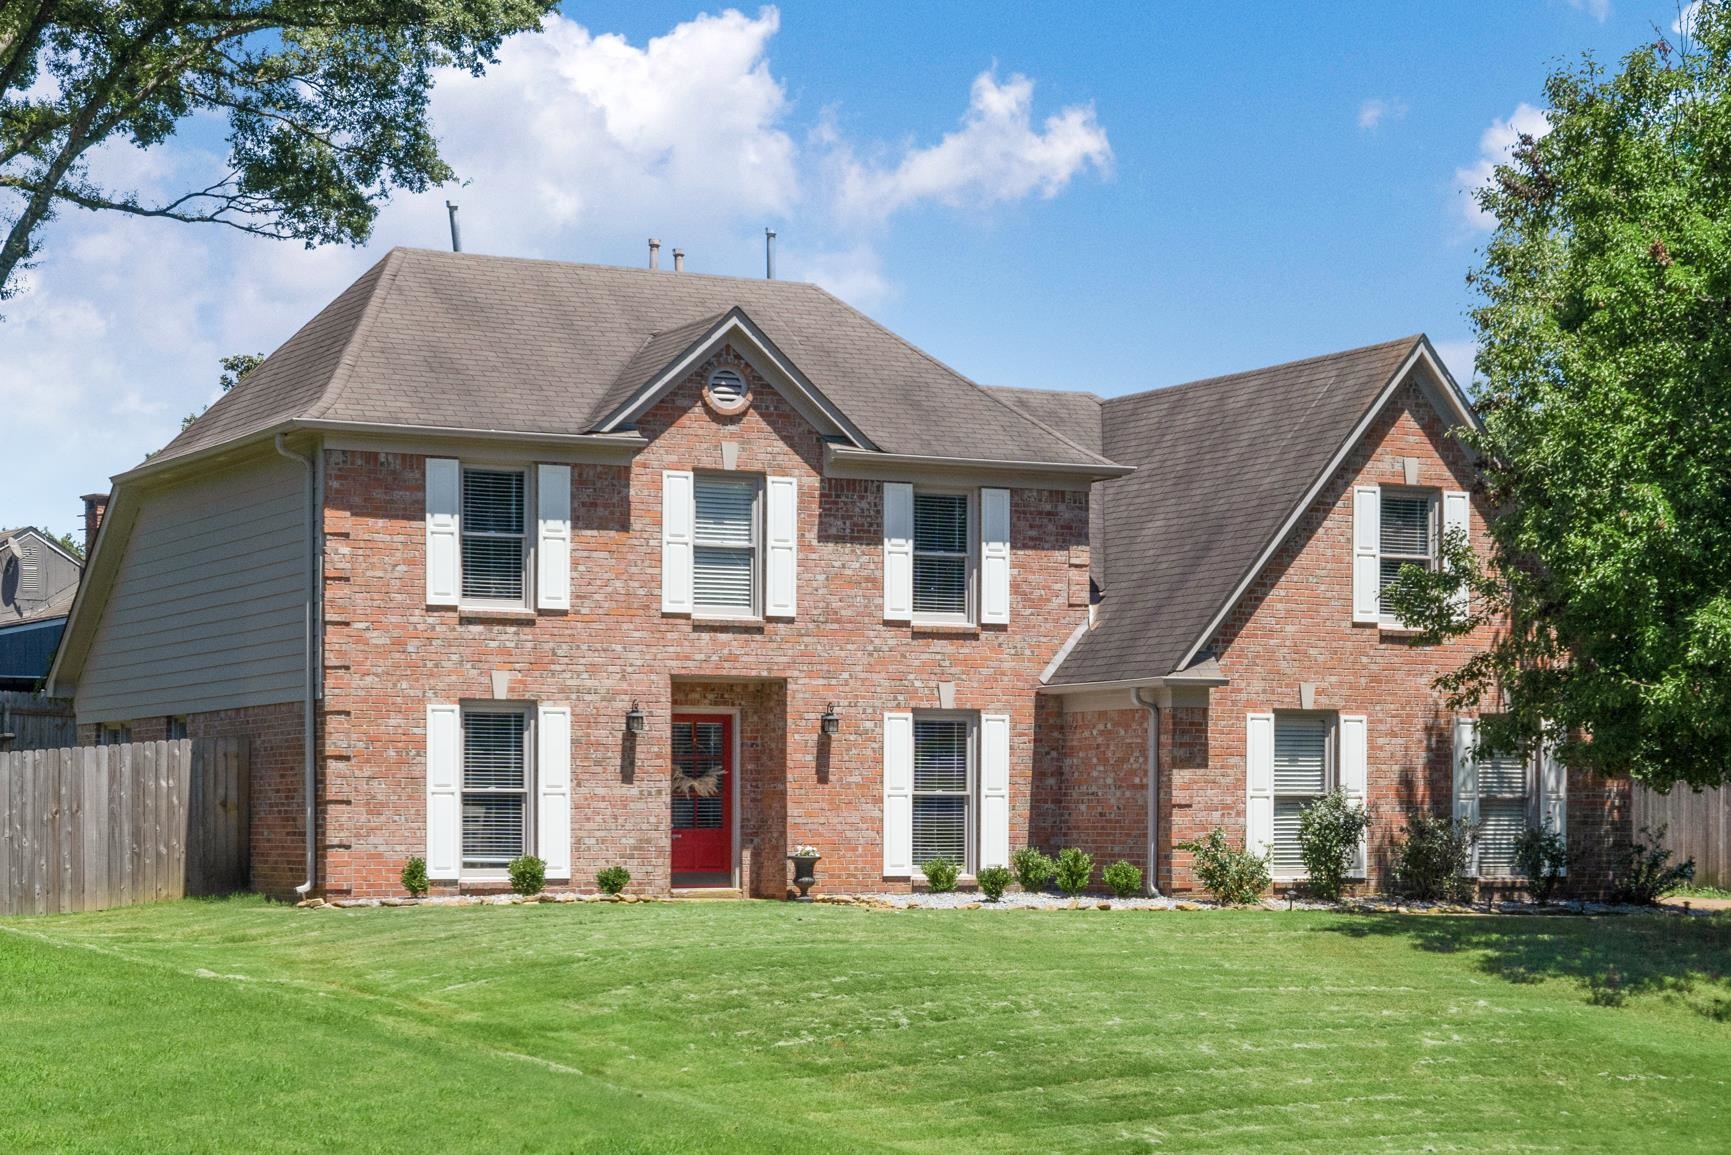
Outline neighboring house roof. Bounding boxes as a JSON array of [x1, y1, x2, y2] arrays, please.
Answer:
[[1019, 335, 1471, 688], [152, 248, 1119, 472], [0, 526, 82, 570]]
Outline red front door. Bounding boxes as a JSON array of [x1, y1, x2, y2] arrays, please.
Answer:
[[671, 714, 732, 876]]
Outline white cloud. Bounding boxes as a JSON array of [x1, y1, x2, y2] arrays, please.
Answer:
[[831, 71, 1112, 223], [1, 8, 1113, 532], [1675, 1, 1703, 35], [1454, 102, 1551, 231], [1567, 0, 1611, 21], [1357, 98, 1407, 131]]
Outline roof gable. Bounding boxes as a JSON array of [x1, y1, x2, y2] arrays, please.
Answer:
[[1048, 335, 1472, 687]]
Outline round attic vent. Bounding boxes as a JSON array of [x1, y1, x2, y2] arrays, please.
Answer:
[[703, 367, 750, 415]]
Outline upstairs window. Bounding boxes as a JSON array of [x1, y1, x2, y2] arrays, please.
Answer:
[[461, 468, 528, 604], [462, 708, 531, 871], [1378, 491, 1436, 617], [1272, 713, 1333, 877], [913, 491, 972, 621], [912, 715, 973, 872], [692, 475, 760, 616]]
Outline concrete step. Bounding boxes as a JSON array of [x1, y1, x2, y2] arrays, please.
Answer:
[[670, 887, 745, 901]]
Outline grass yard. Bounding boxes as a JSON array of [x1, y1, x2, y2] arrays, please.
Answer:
[[3, 900, 1730, 1153]]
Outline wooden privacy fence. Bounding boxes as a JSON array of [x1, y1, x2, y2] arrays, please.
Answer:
[[1632, 784, 1730, 889], [0, 738, 249, 917], [0, 691, 76, 751]]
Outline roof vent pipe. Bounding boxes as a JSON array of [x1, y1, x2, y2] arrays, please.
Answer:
[[648, 238, 660, 270], [765, 228, 776, 279], [445, 202, 461, 253], [672, 248, 685, 272]]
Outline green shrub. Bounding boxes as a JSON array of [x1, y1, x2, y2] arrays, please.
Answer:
[[921, 857, 960, 893], [1010, 846, 1056, 891], [1176, 828, 1269, 905], [1054, 847, 1094, 897], [1101, 860, 1143, 899], [1513, 824, 1571, 904], [1297, 789, 1371, 902], [1391, 812, 1475, 903], [976, 865, 1013, 902], [596, 865, 631, 896], [1610, 825, 1695, 906], [507, 855, 546, 896], [400, 856, 429, 897]]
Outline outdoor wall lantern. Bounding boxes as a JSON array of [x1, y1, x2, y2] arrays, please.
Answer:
[[625, 701, 647, 735], [820, 704, 841, 736]]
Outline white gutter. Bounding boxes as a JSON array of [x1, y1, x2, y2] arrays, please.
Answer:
[[275, 434, 319, 898], [826, 443, 1133, 484], [1135, 686, 1162, 897]]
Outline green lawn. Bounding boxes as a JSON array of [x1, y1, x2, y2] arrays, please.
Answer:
[[3, 900, 1729, 1153]]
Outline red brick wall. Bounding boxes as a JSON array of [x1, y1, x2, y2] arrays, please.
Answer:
[[1036, 706, 1150, 884], [1170, 377, 1631, 896], [318, 346, 1089, 896]]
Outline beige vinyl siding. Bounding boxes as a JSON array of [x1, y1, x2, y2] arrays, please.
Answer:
[[76, 456, 307, 721]]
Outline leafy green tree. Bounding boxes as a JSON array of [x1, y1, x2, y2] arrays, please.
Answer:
[[182, 350, 262, 428], [1388, 5, 1731, 790], [1, 0, 554, 302]]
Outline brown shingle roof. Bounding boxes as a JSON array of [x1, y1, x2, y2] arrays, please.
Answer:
[[153, 248, 1116, 470], [1043, 336, 1427, 686]]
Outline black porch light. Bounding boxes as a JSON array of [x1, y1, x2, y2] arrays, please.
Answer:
[[820, 703, 841, 736], [625, 700, 647, 735]]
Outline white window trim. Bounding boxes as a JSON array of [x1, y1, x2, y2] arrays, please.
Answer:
[[1376, 487, 1439, 627], [1270, 710, 1337, 883], [690, 472, 764, 620], [911, 487, 979, 627], [458, 463, 536, 612], [911, 710, 979, 878], [459, 701, 536, 881]]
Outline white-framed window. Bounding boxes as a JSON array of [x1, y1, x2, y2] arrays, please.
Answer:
[[461, 706, 534, 873], [1378, 489, 1437, 618], [1475, 748, 1531, 877], [1271, 712, 1335, 878], [912, 490, 974, 623], [460, 467, 530, 606], [912, 714, 975, 872], [166, 716, 188, 741], [692, 474, 761, 616]]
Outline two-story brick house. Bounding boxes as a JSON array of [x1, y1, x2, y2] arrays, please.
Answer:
[[47, 248, 1631, 899]]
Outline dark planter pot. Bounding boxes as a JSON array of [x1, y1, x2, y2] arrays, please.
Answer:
[[788, 855, 821, 901]]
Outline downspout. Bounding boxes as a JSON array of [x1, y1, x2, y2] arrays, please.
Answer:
[[275, 434, 318, 897], [1134, 687, 1161, 896]]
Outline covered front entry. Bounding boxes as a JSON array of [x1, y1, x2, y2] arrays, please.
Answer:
[[671, 713, 733, 884]]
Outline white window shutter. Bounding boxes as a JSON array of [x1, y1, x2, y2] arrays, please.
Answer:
[[1245, 712, 1275, 862], [537, 705, 572, 879], [1352, 485, 1381, 623], [980, 713, 1011, 869], [1540, 738, 1567, 874], [883, 482, 914, 621], [980, 488, 1011, 625], [1339, 714, 1369, 878], [1452, 716, 1479, 874], [1442, 489, 1470, 618], [426, 703, 461, 879], [426, 458, 460, 606], [883, 711, 914, 876], [661, 470, 694, 614], [536, 464, 571, 611], [765, 475, 798, 618]]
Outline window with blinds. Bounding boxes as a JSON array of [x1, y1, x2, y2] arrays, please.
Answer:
[[913, 491, 970, 619], [1378, 492, 1435, 615], [462, 710, 530, 870], [1272, 714, 1331, 876], [461, 468, 527, 603], [1477, 749, 1530, 876], [912, 716, 972, 869], [693, 476, 758, 614]]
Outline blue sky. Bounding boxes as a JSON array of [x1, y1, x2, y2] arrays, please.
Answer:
[[2, 1, 1697, 536]]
